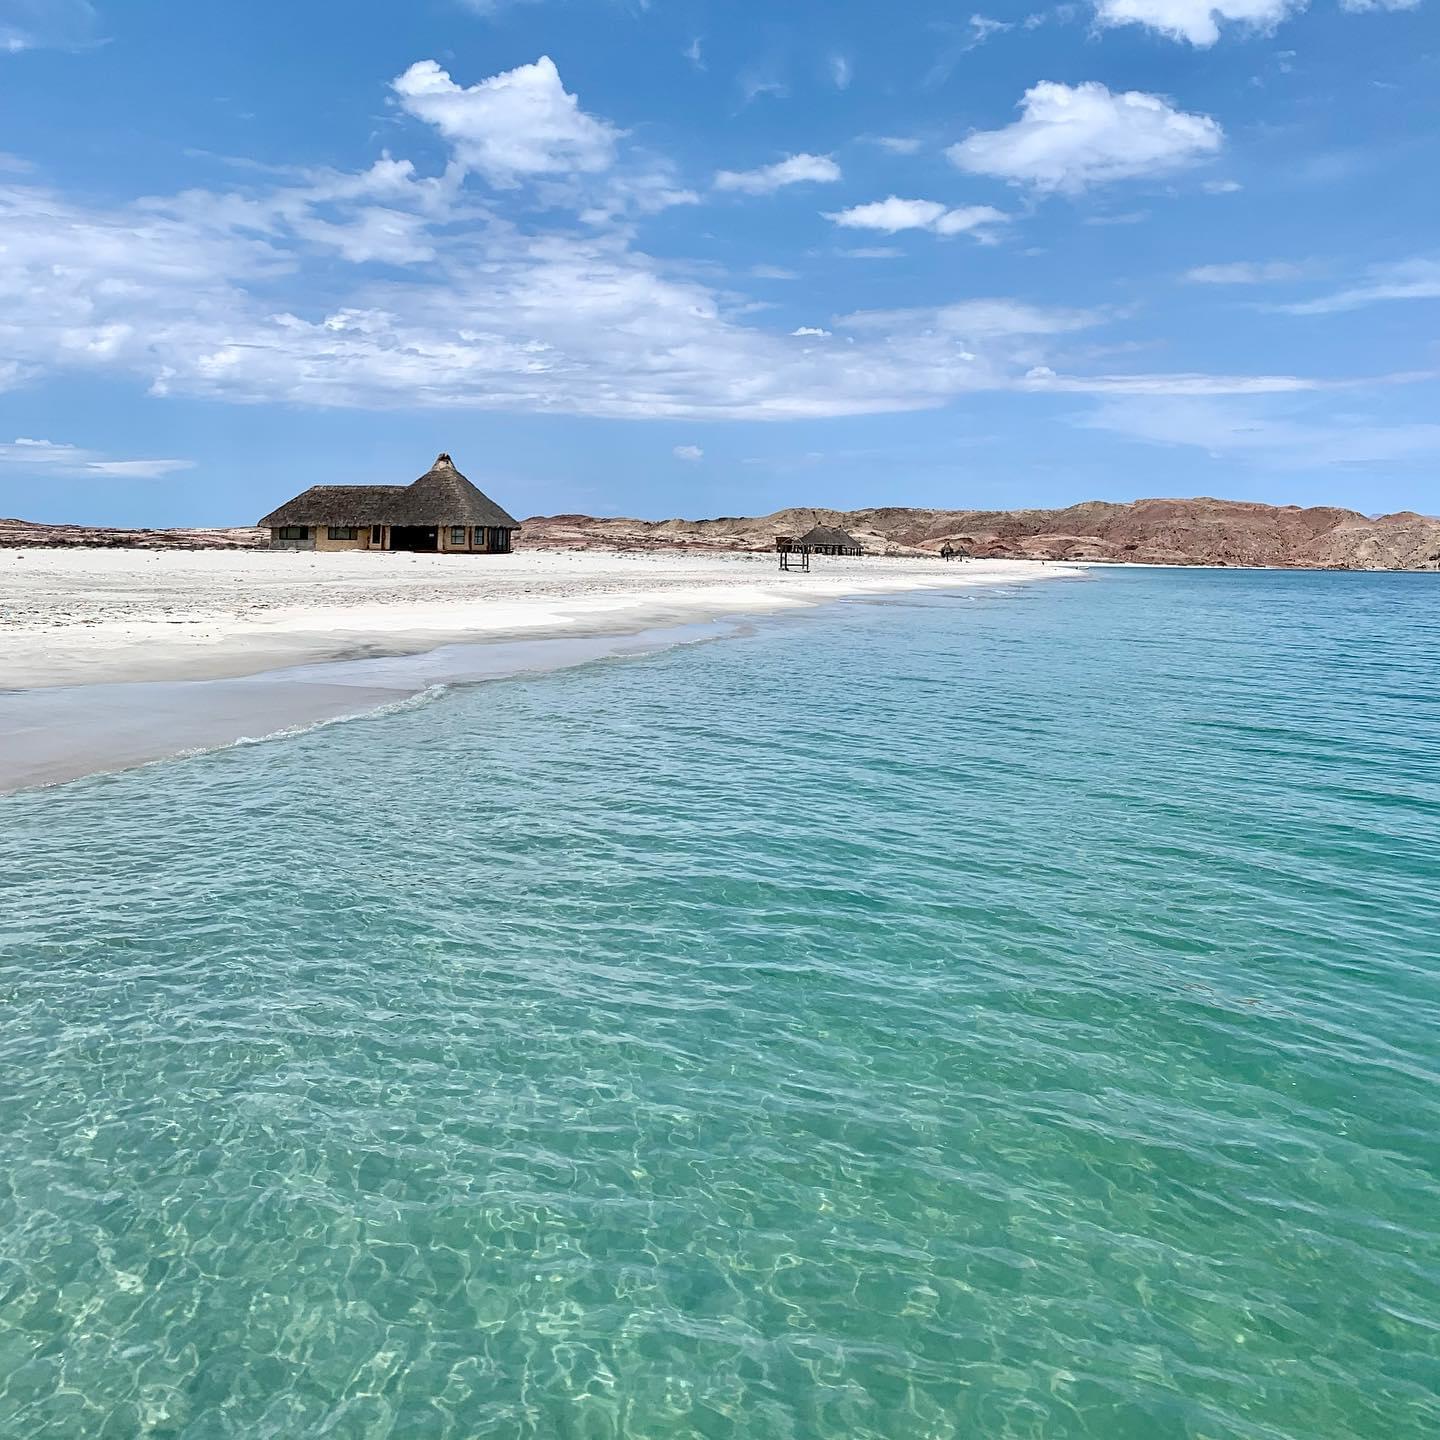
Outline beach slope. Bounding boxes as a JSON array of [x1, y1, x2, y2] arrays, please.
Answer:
[[1, 548, 1080, 691]]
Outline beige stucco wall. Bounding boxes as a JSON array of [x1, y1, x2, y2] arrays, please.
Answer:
[[268, 525, 388, 551], [313, 527, 368, 552], [440, 525, 513, 553]]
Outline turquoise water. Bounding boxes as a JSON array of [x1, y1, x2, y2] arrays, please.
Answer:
[[2, 568, 1438, 1439]]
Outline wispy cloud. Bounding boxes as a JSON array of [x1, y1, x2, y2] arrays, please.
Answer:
[[923, 14, 1015, 87], [1274, 258, 1440, 315], [1184, 260, 1306, 284], [736, 61, 787, 106], [0, 437, 193, 478], [1024, 369, 1322, 395], [1080, 394, 1440, 469], [870, 136, 923, 156], [1, 0, 98, 53], [672, 444, 703, 461]]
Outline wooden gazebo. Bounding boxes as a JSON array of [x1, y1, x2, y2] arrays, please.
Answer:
[[793, 525, 863, 557]]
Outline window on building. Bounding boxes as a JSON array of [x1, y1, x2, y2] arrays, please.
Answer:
[[450, 526, 467, 546], [278, 525, 309, 541], [327, 526, 357, 541], [370, 525, 383, 545]]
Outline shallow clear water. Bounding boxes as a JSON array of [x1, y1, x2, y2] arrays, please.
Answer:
[[2, 568, 1438, 1439]]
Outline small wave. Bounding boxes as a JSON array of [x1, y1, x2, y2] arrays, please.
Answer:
[[176, 683, 453, 759]]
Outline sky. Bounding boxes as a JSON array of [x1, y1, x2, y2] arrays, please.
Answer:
[[0, 0, 1437, 526]]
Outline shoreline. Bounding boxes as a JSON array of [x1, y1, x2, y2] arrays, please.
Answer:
[[1, 548, 1083, 691], [0, 551, 1085, 793], [0, 621, 728, 795]]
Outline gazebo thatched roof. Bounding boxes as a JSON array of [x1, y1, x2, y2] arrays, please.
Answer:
[[795, 524, 863, 551], [258, 454, 520, 529]]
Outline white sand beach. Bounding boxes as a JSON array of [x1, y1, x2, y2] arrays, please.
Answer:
[[0, 548, 1084, 791], [1, 547, 1082, 691]]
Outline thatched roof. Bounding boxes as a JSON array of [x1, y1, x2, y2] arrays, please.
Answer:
[[258, 454, 520, 529], [796, 524, 863, 551]]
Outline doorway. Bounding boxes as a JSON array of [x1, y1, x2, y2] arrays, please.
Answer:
[[388, 526, 438, 552]]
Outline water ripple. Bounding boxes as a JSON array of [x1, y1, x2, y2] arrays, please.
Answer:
[[1, 568, 1438, 1438]]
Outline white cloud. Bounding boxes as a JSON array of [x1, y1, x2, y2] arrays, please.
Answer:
[[1339, 0, 1420, 9], [714, 154, 841, 195], [0, 165, 1132, 417], [1276, 258, 1440, 314], [392, 57, 619, 186], [837, 246, 904, 260], [683, 37, 704, 69], [673, 444, 703, 461], [829, 54, 852, 90], [948, 81, 1223, 192], [0, 170, 1121, 418], [792, 326, 831, 337], [1184, 260, 1305, 283], [827, 197, 944, 231], [1093, 0, 1301, 47], [0, 61, 1360, 427], [825, 196, 1009, 240], [1202, 178, 1243, 194], [0, 437, 193, 478]]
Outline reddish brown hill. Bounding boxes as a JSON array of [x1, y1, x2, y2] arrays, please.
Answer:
[[520, 498, 1440, 570], [4, 498, 1438, 568]]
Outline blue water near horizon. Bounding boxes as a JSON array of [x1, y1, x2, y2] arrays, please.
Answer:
[[2, 567, 1438, 1438]]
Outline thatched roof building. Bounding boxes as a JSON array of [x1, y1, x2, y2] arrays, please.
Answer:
[[794, 524, 863, 556], [258, 453, 520, 554]]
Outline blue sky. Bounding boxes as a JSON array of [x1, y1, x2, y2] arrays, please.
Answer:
[[0, 0, 1436, 525]]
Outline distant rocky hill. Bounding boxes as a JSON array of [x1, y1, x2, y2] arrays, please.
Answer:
[[0, 517, 266, 550], [522, 498, 1440, 570], [4, 497, 1439, 568]]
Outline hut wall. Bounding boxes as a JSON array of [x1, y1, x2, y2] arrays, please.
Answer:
[[269, 521, 513, 553], [312, 528, 369, 552], [439, 525, 477, 554], [438, 524, 515, 553]]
